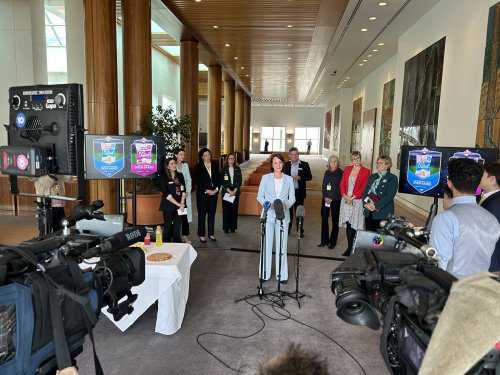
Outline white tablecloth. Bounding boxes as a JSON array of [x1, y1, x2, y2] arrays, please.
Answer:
[[102, 243, 197, 335]]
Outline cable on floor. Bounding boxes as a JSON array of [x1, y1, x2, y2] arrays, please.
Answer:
[[196, 297, 367, 375]]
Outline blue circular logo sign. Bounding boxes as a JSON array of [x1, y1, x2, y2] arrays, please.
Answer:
[[372, 235, 384, 247], [16, 113, 26, 128]]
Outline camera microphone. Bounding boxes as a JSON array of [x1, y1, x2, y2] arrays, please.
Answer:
[[261, 201, 272, 223], [84, 226, 147, 258], [273, 199, 285, 221], [296, 205, 305, 225]]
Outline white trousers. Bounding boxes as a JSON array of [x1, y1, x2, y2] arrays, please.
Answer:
[[259, 220, 289, 281]]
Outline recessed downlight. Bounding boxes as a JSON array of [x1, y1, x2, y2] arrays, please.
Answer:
[[225, 43, 230, 47], [378, 2, 387, 6], [363, 59, 367, 62], [195, 0, 201, 2], [359, 63, 364, 66], [372, 49, 379, 52], [240, 66, 245, 69], [367, 55, 373, 58], [369, 17, 377, 20], [288, 57, 292, 60], [234, 57, 238, 60], [213, 25, 218, 29], [361, 28, 368, 32], [288, 44, 292, 47], [378, 42, 385, 46], [246, 74, 249, 77], [286, 25, 293, 28]]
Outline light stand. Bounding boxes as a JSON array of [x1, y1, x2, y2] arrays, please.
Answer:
[[287, 217, 311, 308], [36, 197, 53, 237], [234, 208, 272, 304]]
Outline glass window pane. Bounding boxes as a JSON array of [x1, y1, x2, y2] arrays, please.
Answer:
[[274, 127, 285, 139], [307, 127, 320, 140], [310, 140, 319, 153], [261, 127, 273, 138], [295, 140, 307, 153], [295, 128, 307, 139]]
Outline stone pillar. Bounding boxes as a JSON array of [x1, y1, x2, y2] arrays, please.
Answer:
[[122, 0, 152, 134], [207, 65, 222, 158], [180, 40, 199, 164], [223, 79, 235, 154], [84, 0, 118, 213], [234, 90, 244, 156], [243, 95, 251, 160]]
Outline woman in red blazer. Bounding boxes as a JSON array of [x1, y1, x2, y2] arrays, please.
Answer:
[[338, 151, 370, 256]]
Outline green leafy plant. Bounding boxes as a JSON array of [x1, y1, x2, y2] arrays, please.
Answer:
[[132, 105, 193, 194]]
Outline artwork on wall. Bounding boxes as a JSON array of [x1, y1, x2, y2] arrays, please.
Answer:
[[332, 105, 340, 152], [324, 110, 332, 149], [360, 108, 377, 168], [351, 97, 363, 153], [399, 37, 446, 148], [379, 79, 395, 157], [475, 2, 500, 150]]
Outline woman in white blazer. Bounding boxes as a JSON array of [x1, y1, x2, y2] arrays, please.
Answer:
[[257, 154, 296, 283]]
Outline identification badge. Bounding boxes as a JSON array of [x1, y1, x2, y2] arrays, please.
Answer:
[[180, 185, 185, 191], [224, 175, 229, 181], [299, 168, 303, 170], [168, 181, 173, 184], [326, 184, 331, 191]]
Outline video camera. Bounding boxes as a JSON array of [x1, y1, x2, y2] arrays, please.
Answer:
[[331, 217, 499, 374], [0, 201, 145, 375]]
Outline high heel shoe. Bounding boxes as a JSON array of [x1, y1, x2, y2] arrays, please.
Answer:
[[199, 237, 206, 243], [209, 236, 217, 241], [342, 249, 351, 257]]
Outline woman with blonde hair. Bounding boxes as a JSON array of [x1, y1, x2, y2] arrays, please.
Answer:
[[318, 155, 343, 249], [339, 151, 370, 256]]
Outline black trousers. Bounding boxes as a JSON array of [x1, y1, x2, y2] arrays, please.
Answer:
[[365, 212, 382, 232], [288, 193, 304, 235], [197, 192, 218, 236], [321, 200, 341, 246], [222, 195, 239, 231], [163, 210, 181, 243], [38, 206, 66, 237], [181, 214, 190, 236]]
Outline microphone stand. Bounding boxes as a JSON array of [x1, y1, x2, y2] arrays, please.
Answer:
[[268, 218, 286, 308], [234, 209, 272, 303], [287, 217, 311, 308]]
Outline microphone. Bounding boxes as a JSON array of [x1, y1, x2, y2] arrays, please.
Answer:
[[84, 226, 147, 258], [296, 205, 305, 226], [273, 199, 285, 221], [261, 201, 271, 223]]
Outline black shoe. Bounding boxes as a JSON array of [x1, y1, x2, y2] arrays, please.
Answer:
[[279, 280, 288, 285], [224, 230, 229, 233], [300, 232, 304, 238], [328, 244, 335, 249], [317, 243, 326, 247], [209, 236, 217, 241], [342, 249, 351, 256], [230, 229, 235, 233]]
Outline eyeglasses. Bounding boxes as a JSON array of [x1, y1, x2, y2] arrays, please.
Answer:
[[228, 157, 235, 159], [351, 157, 361, 161]]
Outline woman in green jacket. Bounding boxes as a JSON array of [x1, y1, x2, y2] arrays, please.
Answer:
[[362, 155, 399, 231], [221, 153, 243, 233]]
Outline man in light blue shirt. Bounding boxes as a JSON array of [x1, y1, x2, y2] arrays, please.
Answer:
[[430, 158, 500, 279]]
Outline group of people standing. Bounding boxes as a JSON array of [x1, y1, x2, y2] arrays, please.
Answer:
[[319, 151, 398, 256], [158, 148, 243, 245]]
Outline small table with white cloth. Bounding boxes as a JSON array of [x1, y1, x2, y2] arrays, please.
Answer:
[[101, 243, 197, 335]]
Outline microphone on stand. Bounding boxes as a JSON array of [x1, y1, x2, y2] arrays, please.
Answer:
[[273, 199, 285, 221], [261, 201, 271, 223], [296, 205, 305, 226]]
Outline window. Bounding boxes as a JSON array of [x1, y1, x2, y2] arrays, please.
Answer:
[[162, 95, 177, 115], [260, 126, 285, 152], [294, 127, 321, 154], [45, 0, 67, 84]]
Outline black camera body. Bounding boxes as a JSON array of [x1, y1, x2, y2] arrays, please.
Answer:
[[0, 204, 145, 375]]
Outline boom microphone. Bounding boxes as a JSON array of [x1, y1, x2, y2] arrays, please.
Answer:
[[84, 226, 147, 258], [273, 199, 285, 221], [296, 205, 305, 225]]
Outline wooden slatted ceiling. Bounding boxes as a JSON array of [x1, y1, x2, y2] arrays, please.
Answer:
[[161, 0, 343, 103]]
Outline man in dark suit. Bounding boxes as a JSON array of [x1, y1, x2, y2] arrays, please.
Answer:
[[479, 163, 500, 271], [284, 147, 312, 237]]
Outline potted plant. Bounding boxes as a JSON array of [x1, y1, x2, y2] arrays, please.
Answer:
[[127, 106, 192, 225]]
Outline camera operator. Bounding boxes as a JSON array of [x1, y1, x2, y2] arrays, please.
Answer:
[[429, 158, 500, 278], [479, 162, 500, 271]]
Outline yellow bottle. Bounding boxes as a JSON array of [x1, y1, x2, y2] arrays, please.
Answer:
[[155, 225, 162, 247]]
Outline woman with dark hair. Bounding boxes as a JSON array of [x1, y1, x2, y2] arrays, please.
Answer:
[[193, 147, 222, 243], [362, 155, 398, 231], [257, 153, 295, 283], [174, 148, 192, 244], [221, 153, 242, 233], [339, 151, 370, 256], [319, 155, 343, 249], [159, 157, 186, 243]]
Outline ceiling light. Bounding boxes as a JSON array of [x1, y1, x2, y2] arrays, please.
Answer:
[[234, 57, 238, 60], [288, 44, 292, 47], [361, 28, 368, 32], [378, 2, 387, 6], [213, 25, 218, 29], [378, 42, 385, 46], [369, 17, 377, 20], [246, 74, 249, 77], [225, 43, 230, 47], [346, 77, 350, 79], [288, 57, 292, 60], [359, 63, 364, 66], [287, 25, 293, 28], [363, 59, 367, 62], [240, 66, 244, 69], [195, 0, 201, 2], [367, 55, 372, 58], [372, 49, 379, 52]]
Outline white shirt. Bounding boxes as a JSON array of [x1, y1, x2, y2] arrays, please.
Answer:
[[205, 163, 212, 178], [229, 166, 234, 184], [483, 188, 500, 200], [274, 177, 283, 197]]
